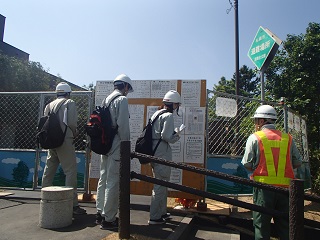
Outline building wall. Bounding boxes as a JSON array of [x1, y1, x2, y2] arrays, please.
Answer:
[[0, 14, 29, 60], [0, 14, 87, 90], [0, 14, 5, 41], [0, 42, 29, 60]]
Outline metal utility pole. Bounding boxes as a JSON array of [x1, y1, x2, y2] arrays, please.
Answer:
[[232, 0, 240, 155], [234, 0, 239, 96]]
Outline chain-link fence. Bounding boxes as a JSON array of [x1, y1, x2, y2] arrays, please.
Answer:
[[0, 90, 310, 189], [0, 91, 93, 151], [207, 90, 309, 163], [0, 91, 93, 189]]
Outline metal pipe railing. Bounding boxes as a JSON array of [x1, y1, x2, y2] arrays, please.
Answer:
[[130, 171, 286, 218], [119, 142, 311, 240], [289, 179, 304, 240], [131, 151, 320, 203], [119, 141, 131, 239]]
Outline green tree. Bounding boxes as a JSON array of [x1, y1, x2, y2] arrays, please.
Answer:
[[265, 22, 320, 193], [0, 52, 61, 91], [12, 161, 29, 187], [213, 76, 234, 94], [209, 22, 320, 194], [211, 65, 260, 155], [214, 65, 260, 98], [82, 83, 95, 91]]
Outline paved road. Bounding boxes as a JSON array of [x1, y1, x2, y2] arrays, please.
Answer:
[[0, 189, 185, 240]]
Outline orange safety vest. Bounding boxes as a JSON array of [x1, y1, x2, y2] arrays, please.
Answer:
[[252, 129, 295, 187]]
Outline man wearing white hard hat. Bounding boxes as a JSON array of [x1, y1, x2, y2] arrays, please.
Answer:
[[241, 104, 302, 240], [42, 82, 86, 215], [148, 90, 181, 225], [95, 74, 133, 230]]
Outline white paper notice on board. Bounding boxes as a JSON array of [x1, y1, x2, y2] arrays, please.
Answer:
[[95, 81, 114, 106], [172, 107, 184, 130], [150, 80, 177, 98], [216, 97, 237, 117], [169, 168, 182, 191], [181, 80, 201, 106], [185, 107, 205, 135], [129, 104, 145, 151], [170, 137, 184, 163], [89, 152, 101, 179], [128, 80, 151, 99], [184, 135, 204, 163]]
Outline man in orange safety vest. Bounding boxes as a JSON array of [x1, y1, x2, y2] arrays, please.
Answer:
[[241, 105, 302, 240]]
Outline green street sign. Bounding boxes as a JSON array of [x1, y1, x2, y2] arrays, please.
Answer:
[[248, 26, 276, 70]]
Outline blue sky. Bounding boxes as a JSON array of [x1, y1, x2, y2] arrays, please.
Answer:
[[1, 0, 319, 90]]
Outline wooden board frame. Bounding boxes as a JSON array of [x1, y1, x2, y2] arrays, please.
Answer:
[[89, 80, 206, 200]]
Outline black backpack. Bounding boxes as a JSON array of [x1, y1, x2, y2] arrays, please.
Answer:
[[37, 99, 68, 149], [85, 95, 120, 155], [135, 110, 168, 164]]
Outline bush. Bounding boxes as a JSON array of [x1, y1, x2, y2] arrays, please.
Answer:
[[310, 149, 320, 195]]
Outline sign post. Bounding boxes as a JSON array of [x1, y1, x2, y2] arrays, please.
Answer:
[[248, 26, 282, 101]]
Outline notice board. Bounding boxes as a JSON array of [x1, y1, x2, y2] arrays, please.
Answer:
[[89, 79, 206, 200]]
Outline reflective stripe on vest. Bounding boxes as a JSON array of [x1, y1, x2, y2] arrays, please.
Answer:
[[253, 130, 294, 187]]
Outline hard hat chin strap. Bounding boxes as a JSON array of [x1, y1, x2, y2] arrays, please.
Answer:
[[176, 106, 180, 116], [265, 119, 275, 124], [57, 92, 70, 97]]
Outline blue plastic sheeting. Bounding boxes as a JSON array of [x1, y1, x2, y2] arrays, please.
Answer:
[[206, 156, 311, 195], [0, 150, 86, 188], [206, 157, 252, 195]]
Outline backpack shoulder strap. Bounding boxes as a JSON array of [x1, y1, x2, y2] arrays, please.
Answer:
[[50, 98, 68, 114], [151, 110, 169, 155], [51, 98, 68, 134], [105, 94, 121, 108], [104, 94, 122, 132], [151, 110, 169, 125]]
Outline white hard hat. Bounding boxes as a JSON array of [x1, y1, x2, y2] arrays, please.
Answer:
[[253, 105, 277, 120], [113, 74, 134, 92], [56, 82, 71, 93], [163, 90, 181, 103]]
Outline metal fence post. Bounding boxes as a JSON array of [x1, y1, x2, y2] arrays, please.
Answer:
[[289, 179, 304, 240], [119, 140, 131, 239], [82, 94, 94, 199], [33, 94, 45, 189]]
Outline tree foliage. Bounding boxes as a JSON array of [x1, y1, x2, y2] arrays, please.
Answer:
[[213, 65, 260, 98], [266, 23, 320, 151], [0, 52, 61, 91], [12, 161, 29, 187], [213, 22, 320, 194], [265, 23, 320, 193]]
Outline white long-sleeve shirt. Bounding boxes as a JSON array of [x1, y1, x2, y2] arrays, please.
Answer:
[[102, 89, 130, 157], [151, 109, 180, 160], [44, 97, 77, 138]]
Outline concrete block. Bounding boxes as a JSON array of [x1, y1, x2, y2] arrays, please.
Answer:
[[39, 186, 73, 229]]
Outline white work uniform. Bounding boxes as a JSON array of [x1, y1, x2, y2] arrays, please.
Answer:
[[150, 109, 180, 220], [96, 89, 130, 222], [42, 97, 79, 207]]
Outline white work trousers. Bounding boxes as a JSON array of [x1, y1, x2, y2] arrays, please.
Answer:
[[96, 155, 119, 222], [41, 137, 78, 207], [150, 163, 171, 220]]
